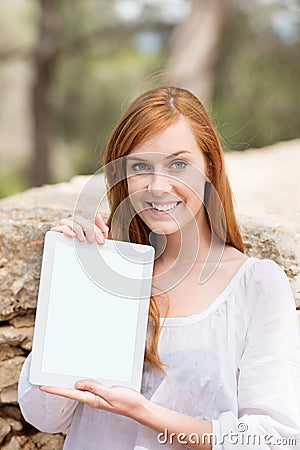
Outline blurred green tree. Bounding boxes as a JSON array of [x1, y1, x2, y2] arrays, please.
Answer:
[[0, 0, 299, 197], [212, 0, 300, 150], [31, 0, 174, 186], [168, 0, 228, 105]]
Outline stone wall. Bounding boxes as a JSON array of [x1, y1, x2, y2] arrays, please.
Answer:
[[0, 170, 299, 449]]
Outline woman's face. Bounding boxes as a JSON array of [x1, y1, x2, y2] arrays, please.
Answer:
[[125, 117, 210, 236]]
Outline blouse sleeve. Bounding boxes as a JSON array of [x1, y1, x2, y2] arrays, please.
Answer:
[[211, 260, 300, 449], [18, 352, 79, 433]]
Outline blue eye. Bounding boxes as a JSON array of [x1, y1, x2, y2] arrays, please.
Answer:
[[170, 160, 187, 170], [132, 163, 152, 172]]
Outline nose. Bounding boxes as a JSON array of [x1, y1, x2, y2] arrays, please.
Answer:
[[147, 173, 172, 197]]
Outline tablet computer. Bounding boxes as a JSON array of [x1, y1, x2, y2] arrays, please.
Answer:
[[29, 231, 155, 392]]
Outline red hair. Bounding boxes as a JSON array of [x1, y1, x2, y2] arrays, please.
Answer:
[[102, 86, 244, 374]]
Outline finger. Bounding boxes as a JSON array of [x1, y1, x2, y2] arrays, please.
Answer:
[[74, 380, 114, 408], [95, 213, 109, 239], [60, 218, 86, 242], [73, 215, 95, 243], [50, 226, 63, 232], [39, 385, 77, 397], [75, 379, 107, 395], [50, 225, 76, 238], [39, 385, 113, 410], [94, 225, 105, 245], [73, 215, 106, 244], [39, 385, 94, 404]]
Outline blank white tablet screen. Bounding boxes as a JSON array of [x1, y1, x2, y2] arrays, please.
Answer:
[[42, 240, 144, 382]]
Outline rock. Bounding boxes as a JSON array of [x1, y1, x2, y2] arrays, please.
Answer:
[[0, 174, 108, 211], [0, 141, 299, 447], [0, 416, 11, 444], [0, 384, 19, 404], [8, 315, 35, 328], [0, 169, 298, 310], [225, 138, 300, 231], [0, 197, 108, 323], [1, 432, 65, 450], [30, 432, 65, 449], [1, 435, 31, 450], [0, 326, 33, 348], [20, 338, 32, 351], [0, 405, 23, 422], [4, 417, 23, 432], [11, 280, 25, 296], [0, 258, 8, 268], [0, 357, 25, 390], [1, 433, 65, 450], [0, 175, 109, 240], [239, 215, 300, 308], [0, 345, 23, 362], [0, 208, 64, 321]]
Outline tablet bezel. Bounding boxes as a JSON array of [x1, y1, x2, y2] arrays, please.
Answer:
[[29, 231, 154, 392]]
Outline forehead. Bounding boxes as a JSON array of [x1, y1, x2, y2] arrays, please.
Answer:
[[128, 117, 202, 156]]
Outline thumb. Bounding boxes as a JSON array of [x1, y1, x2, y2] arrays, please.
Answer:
[[74, 379, 104, 394]]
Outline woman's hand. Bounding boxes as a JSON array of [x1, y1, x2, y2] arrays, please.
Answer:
[[39, 380, 147, 419], [50, 213, 109, 245]]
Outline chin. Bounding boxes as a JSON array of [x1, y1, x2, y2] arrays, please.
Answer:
[[138, 214, 177, 235], [151, 226, 181, 236]]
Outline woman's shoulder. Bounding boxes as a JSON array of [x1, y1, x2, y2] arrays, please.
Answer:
[[231, 253, 295, 316], [222, 246, 293, 304], [223, 245, 287, 280]]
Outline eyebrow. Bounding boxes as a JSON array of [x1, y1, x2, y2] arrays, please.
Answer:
[[126, 150, 191, 162]]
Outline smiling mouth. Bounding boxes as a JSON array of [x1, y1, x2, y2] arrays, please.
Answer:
[[146, 201, 182, 213]]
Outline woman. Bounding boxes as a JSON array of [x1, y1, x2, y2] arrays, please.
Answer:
[[18, 86, 300, 449]]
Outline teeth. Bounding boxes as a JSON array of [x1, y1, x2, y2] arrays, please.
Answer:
[[151, 202, 179, 211]]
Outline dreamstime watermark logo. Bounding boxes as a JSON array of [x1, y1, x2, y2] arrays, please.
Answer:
[[71, 153, 227, 298], [157, 425, 298, 446]]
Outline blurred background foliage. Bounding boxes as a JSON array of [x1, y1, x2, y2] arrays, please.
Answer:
[[0, 0, 299, 198]]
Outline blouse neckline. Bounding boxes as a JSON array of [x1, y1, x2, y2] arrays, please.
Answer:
[[159, 256, 258, 327]]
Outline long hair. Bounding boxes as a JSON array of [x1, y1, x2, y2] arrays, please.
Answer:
[[102, 86, 244, 375]]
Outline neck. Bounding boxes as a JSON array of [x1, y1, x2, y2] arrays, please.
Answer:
[[155, 208, 213, 267], [151, 208, 226, 294]]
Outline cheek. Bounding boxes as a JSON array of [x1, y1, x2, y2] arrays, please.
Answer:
[[127, 175, 146, 196], [127, 178, 146, 212], [192, 184, 206, 206], [177, 179, 205, 206]]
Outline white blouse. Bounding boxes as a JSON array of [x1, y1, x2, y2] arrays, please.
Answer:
[[18, 257, 300, 449]]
